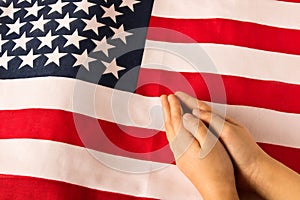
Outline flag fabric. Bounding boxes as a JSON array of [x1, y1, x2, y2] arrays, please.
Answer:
[[0, 0, 300, 199]]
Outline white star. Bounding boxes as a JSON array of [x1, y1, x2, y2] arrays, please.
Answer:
[[18, 49, 40, 69], [0, 3, 21, 19], [55, 13, 77, 31], [92, 38, 114, 57], [73, 0, 96, 15], [37, 31, 59, 49], [63, 30, 86, 49], [24, 1, 40, 18], [0, 51, 13, 70], [48, 1, 69, 15], [44, 47, 67, 66], [29, 15, 51, 33], [101, 4, 122, 23], [82, 16, 104, 35], [6, 18, 26, 35], [73, 50, 96, 70], [111, 24, 132, 44], [12, 33, 32, 51], [102, 59, 125, 79], [120, 0, 140, 12]]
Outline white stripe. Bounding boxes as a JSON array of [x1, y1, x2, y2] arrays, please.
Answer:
[[217, 104, 300, 148], [1, 77, 300, 148], [152, 0, 300, 30], [0, 139, 201, 200], [142, 40, 300, 85], [0, 77, 164, 131]]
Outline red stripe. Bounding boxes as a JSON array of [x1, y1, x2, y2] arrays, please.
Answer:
[[277, 0, 300, 2], [0, 109, 174, 163], [148, 16, 300, 55], [0, 109, 300, 173], [259, 143, 300, 174], [136, 68, 300, 114], [0, 174, 156, 200]]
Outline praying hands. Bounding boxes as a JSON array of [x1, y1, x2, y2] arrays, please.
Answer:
[[161, 92, 300, 200]]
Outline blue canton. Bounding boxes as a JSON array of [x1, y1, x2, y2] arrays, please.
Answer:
[[0, 0, 153, 91]]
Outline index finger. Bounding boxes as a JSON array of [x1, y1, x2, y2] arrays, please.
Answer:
[[160, 95, 171, 123], [175, 91, 211, 112]]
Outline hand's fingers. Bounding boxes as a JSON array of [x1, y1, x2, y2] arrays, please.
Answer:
[[160, 95, 171, 123], [192, 109, 232, 139], [170, 128, 198, 160], [175, 91, 211, 112], [182, 113, 219, 158], [168, 94, 183, 132], [224, 115, 243, 127], [160, 95, 175, 141], [182, 113, 208, 146], [175, 91, 241, 126], [166, 95, 200, 160]]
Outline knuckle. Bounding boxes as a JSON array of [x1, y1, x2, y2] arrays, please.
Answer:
[[201, 111, 211, 121], [222, 123, 236, 136]]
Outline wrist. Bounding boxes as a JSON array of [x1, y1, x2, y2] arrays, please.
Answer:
[[200, 182, 239, 200], [249, 151, 278, 197], [243, 148, 272, 189], [251, 152, 300, 200]]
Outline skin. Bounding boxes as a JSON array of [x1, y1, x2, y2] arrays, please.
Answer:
[[161, 92, 300, 200], [161, 94, 239, 200]]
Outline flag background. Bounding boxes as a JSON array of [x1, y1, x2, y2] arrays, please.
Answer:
[[1, 0, 300, 199]]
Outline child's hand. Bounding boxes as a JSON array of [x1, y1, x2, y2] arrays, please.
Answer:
[[174, 92, 266, 190], [174, 92, 300, 200], [161, 94, 239, 200]]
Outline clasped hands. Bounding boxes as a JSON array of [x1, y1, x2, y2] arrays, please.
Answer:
[[161, 92, 300, 200]]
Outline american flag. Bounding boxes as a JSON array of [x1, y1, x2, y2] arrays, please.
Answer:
[[0, 0, 300, 199]]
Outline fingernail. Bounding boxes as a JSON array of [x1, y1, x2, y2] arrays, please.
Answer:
[[174, 91, 182, 97], [192, 109, 200, 117], [183, 113, 193, 120]]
